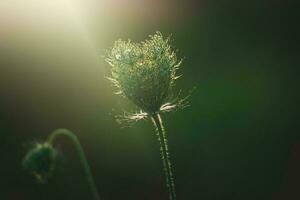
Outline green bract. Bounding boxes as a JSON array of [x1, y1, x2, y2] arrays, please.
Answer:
[[106, 32, 182, 114]]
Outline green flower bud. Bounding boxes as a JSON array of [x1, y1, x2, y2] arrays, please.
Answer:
[[106, 32, 182, 114], [22, 143, 57, 183]]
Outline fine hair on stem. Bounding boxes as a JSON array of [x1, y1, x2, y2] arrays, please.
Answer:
[[151, 114, 176, 200]]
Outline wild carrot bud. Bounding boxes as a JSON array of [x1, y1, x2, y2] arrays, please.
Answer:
[[22, 143, 57, 183], [106, 32, 182, 114]]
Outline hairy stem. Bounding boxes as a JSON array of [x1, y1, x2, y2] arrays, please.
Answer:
[[151, 114, 176, 200], [47, 128, 100, 200]]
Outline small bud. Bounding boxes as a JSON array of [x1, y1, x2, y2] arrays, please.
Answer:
[[22, 143, 57, 183], [106, 32, 182, 114]]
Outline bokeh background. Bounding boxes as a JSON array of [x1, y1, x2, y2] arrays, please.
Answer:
[[0, 0, 299, 199]]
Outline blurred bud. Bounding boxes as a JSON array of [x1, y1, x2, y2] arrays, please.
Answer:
[[22, 143, 57, 183]]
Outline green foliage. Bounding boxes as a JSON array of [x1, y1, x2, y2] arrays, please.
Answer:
[[22, 143, 57, 183], [106, 31, 182, 114]]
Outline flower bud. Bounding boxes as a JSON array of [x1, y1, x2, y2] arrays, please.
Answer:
[[22, 143, 57, 183], [106, 32, 182, 114]]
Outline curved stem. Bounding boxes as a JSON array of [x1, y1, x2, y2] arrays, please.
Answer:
[[47, 128, 101, 200], [151, 114, 176, 200]]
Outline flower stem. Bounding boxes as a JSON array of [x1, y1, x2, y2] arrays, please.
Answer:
[[47, 128, 101, 200], [151, 114, 176, 200]]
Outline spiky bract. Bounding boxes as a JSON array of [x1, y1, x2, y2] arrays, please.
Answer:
[[22, 143, 57, 183], [106, 32, 181, 114]]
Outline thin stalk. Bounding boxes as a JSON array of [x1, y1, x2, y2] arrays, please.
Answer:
[[151, 114, 176, 200], [47, 128, 100, 200]]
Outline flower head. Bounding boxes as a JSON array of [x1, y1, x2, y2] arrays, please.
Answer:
[[22, 142, 57, 183], [106, 32, 182, 115]]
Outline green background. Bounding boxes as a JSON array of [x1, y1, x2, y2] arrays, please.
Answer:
[[0, 1, 299, 199]]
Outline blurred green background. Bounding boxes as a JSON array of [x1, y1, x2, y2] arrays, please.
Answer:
[[0, 0, 299, 199]]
